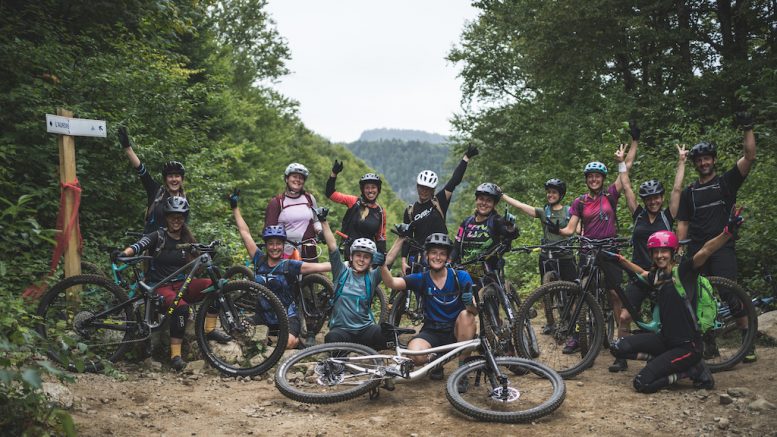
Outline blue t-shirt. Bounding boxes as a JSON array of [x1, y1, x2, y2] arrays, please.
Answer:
[[253, 251, 303, 324], [403, 269, 472, 328], [328, 249, 383, 332]]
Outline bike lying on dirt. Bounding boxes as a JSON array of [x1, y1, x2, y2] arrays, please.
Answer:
[[36, 241, 289, 377], [275, 290, 566, 423]]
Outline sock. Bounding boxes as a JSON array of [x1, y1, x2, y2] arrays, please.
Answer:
[[205, 314, 218, 333], [667, 373, 678, 385], [170, 343, 182, 359]]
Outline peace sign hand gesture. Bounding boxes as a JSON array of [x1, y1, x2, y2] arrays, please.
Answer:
[[676, 144, 688, 163], [614, 143, 628, 162]]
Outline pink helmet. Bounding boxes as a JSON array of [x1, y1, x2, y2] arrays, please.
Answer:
[[647, 230, 679, 251]]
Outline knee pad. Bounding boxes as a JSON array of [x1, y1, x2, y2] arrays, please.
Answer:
[[170, 305, 189, 338], [610, 337, 631, 357], [632, 374, 649, 393]]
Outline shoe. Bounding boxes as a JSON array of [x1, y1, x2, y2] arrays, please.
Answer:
[[608, 358, 628, 373], [688, 361, 715, 389], [743, 346, 757, 363], [541, 324, 555, 335], [702, 335, 720, 359], [171, 356, 187, 372], [456, 375, 469, 394], [429, 367, 444, 380], [562, 337, 579, 354], [206, 329, 233, 344]]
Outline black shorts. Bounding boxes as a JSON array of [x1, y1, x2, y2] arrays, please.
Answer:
[[413, 325, 456, 348], [597, 257, 623, 292], [624, 279, 650, 310], [539, 255, 577, 282], [289, 316, 302, 338], [688, 242, 737, 280]]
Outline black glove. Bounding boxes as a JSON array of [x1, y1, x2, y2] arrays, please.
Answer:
[[110, 250, 124, 263], [393, 223, 411, 237], [464, 144, 479, 159], [735, 111, 754, 131], [724, 206, 745, 238], [332, 159, 344, 175], [228, 188, 240, 209], [371, 251, 386, 267], [629, 120, 640, 141], [118, 126, 131, 149], [545, 219, 560, 235], [314, 207, 329, 222], [461, 283, 474, 306]]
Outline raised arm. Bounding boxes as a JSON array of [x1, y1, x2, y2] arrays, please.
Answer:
[[118, 126, 141, 169], [613, 143, 630, 193], [300, 260, 331, 275], [606, 252, 649, 279], [735, 112, 756, 178], [625, 120, 639, 169], [385, 233, 405, 267], [669, 144, 688, 217], [229, 189, 258, 258], [501, 193, 538, 218], [315, 208, 338, 253], [380, 264, 407, 290], [617, 144, 638, 214], [443, 145, 478, 201]]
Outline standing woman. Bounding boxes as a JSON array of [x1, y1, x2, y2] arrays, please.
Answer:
[[325, 160, 387, 257], [118, 127, 186, 234], [111, 197, 230, 371], [265, 163, 322, 261]]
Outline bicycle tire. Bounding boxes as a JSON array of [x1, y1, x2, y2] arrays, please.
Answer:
[[516, 281, 604, 378], [542, 271, 559, 285], [387, 290, 422, 344], [299, 273, 336, 336], [445, 356, 566, 423], [504, 282, 539, 359], [704, 276, 758, 372], [225, 265, 255, 281], [372, 285, 388, 324], [275, 342, 382, 404], [196, 281, 289, 377], [36, 274, 133, 372]]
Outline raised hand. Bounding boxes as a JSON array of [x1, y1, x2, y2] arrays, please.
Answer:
[[676, 144, 688, 163], [332, 159, 344, 175], [228, 188, 240, 209], [393, 223, 411, 237], [614, 143, 628, 162], [464, 144, 479, 159], [629, 120, 640, 141], [314, 207, 329, 222], [371, 251, 386, 267], [735, 111, 754, 131], [118, 126, 131, 149], [724, 206, 745, 238]]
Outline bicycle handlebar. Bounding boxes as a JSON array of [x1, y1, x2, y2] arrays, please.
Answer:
[[175, 240, 221, 252]]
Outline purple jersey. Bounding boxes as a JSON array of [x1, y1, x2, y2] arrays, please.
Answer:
[[570, 184, 620, 239]]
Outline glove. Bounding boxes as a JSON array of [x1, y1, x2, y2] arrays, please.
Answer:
[[461, 283, 474, 306], [332, 159, 344, 175], [464, 144, 479, 159], [110, 250, 124, 263], [545, 219, 560, 235], [735, 111, 754, 131], [723, 206, 745, 238], [118, 126, 131, 149], [504, 211, 516, 226], [629, 120, 640, 141], [314, 207, 329, 222], [393, 223, 411, 237], [601, 250, 624, 263], [228, 188, 240, 209], [371, 251, 385, 267]]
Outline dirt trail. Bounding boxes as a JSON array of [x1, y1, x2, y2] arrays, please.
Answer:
[[62, 346, 777, 436]]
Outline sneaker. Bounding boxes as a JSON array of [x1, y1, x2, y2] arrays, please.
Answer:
[[171, 356, 187, 372], [608, 358, 628, 373], [562, 337, 579, 354], [456, 376, 469, 394], [743, 346, 757, 364], [206, 329, 233, 344], [702, 335, 720, 359], [688, 361, 715, 389], [429, 367, 444, 380]]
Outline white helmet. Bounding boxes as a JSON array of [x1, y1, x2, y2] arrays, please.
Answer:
[[284, 162, 309, 179], [416, 170, 438, 189], [350, 238, 377, 256]]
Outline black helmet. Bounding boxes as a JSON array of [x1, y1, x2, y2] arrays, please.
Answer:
[[474, 182, 502, 202], [162, 160, 185, 177], [544, 178, 567, 199], [163, 196, 189, 218], [424, 233, 453, 252], [359, 173, 382, 191], [688, 142, 717, 160], [638, 179, 665, 199]]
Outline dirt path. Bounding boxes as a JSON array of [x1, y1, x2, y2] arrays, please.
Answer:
[[63, 346, 777, 436]]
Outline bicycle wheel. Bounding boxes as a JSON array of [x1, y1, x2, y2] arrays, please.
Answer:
[[36, 274, 133, 372], [388, 290, 423, 344], [516, 281, 604, 378], [196, 280, 289, 377], [704, 276, 758, 372], [504, 282, 539, 359], [372, 285, 388, 324], [299, 273, 335, 337], [275, 342, 383, 404], [445, 356, 566, 423], [225, 265, 255, 281]]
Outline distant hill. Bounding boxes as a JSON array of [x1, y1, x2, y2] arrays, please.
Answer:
[[358, 128, 448, 145]]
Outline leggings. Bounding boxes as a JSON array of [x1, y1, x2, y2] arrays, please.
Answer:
[[325, 325, 385, 351], [610, 333, 701, 394]]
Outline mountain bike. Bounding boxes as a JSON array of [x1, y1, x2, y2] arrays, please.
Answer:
[[386, 233, 427, 344], [36, 241, 289, 377], [275, 293, 566, 423], [751, 267, 777, 315]]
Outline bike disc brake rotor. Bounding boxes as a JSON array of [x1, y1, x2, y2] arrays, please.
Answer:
[[489, 385, 521, 403], [315, 360, 346, 385]]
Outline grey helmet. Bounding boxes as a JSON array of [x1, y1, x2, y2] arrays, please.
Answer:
[[638, 179, 665, 199], [474, 182, 502, 202], [424, 233, 453, 252]]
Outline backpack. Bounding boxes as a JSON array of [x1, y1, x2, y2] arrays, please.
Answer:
[[406, 196, 445, 224], [341, 198, 384, 239], [575, 191, 618, 226], [544, 204, 571, 225], [689, 177, 731, 218], [672, 267, 718, 333], [275, 191, 314, 211]]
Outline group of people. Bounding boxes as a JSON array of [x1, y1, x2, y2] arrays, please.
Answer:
[[111, 112, 757, 395]]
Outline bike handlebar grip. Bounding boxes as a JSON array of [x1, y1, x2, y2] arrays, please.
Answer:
[[336, 230, 349, 239]]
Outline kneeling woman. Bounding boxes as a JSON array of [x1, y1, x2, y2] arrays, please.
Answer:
[[607, 212, 743, 393], [113, 197, 230, 371]]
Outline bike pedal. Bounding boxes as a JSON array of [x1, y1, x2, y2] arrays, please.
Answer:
[[382, 379, 396, 391]]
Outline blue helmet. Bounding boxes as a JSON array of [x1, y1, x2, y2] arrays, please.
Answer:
[[262, 225, 287, 242], [584, 161, 608, 176]]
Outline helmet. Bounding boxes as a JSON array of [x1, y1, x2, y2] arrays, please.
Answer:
[[350, 238, 377, 256], [647, 230, 679, 251], [688, 141, 717, 160], [638, 179, 665, 199], [424, 233, 453, 252], [584, 161, 608, 176], [416, 170, 438, 189], [284, 163, 310, 179], [163, 196, 189, 217], [544, 178, 567, 199], [359, 173, 382, 190], [162, 160, 185, 177], [262, 225, 287, 242], [474, 182, 502, 202]]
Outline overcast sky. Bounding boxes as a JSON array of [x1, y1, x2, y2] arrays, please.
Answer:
[[265, 0, 478, 143]]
